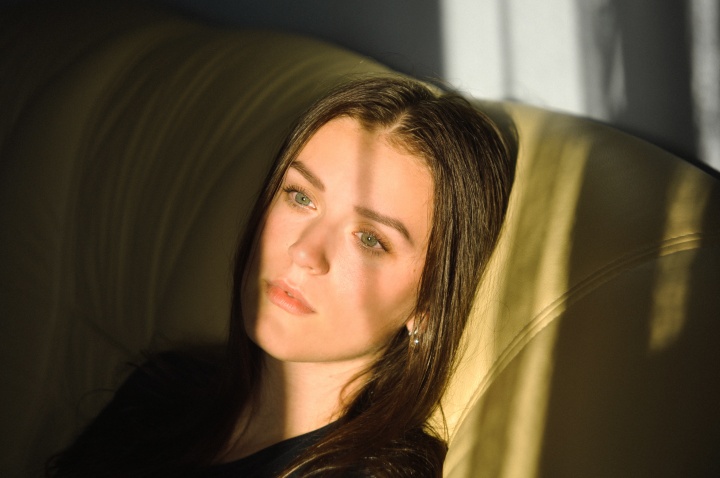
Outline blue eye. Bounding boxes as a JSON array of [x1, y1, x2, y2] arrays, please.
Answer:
[[359, 232, 380, 248], [293, 191, 312, 207], [355, 230, 389, 256], [283, 185, 314, 209]]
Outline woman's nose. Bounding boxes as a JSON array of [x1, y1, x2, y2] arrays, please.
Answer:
[[288, 221, 330, 274]]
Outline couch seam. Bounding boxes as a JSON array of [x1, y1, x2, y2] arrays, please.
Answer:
[[464, 230, 720, 413]]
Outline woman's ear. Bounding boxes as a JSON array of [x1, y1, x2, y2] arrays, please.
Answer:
[[405, 310, 429, 334], [405, 317, 416, 335], [405, 311, 428, 335]]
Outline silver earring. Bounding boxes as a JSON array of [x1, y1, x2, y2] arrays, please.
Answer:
[[409, 328, 419, 346]]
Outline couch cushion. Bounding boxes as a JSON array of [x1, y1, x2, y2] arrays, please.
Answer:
[[0, 3, 389, 474]]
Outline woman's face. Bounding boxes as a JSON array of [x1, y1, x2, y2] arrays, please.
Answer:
[[241, 116, 433, 366]]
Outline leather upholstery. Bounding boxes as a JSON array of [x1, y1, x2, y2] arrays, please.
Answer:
[[2, 2, 718, 476]]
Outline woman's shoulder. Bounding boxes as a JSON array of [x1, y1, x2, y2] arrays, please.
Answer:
[[110, 347, 225, 410], [85, 346, 227, 431], [46, 347, 227, 476], [122, 347, 224, 391]]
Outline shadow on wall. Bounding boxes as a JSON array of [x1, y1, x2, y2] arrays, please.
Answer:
[[151, 0, 720, 173], [578, 0, 720, 173], [151, 0, 444, 81], [2, 0, 717, 172]]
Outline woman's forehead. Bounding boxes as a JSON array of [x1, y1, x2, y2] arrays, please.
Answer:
[[291, 116, 434, 244]]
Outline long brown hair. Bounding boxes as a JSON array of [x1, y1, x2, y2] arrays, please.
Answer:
[[218, 76, 517, 476], [46, 75, 516, 477]]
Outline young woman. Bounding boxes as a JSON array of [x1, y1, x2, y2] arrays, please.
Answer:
[[47, 76, 516, 477]]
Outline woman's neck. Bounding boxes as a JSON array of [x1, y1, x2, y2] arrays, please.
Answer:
[[257, 355, 364, 435], [217, 353, 370, 462]]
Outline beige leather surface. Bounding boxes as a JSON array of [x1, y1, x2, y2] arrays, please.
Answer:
[[443, 102, 720, 477], [1, 4, 390, 475], [2, 2, 719, 477]]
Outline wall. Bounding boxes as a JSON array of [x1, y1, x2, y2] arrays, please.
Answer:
[[152, 0, 720, 173], [3, 0, 718, 171]]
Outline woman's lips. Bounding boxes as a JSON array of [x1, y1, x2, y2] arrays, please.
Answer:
[[265, 280, 315, 315]]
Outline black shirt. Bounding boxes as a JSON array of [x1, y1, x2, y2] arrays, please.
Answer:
[[204, 422, 335, 477], [49, 352, 341, 477]]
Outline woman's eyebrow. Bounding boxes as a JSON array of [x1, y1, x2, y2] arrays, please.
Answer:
[[291, 160, 413, 244], [355, 206, 412, 244], [290, 161, 325, 191]]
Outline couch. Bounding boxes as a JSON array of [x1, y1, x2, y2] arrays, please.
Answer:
[[2, 2, 719, 476]]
